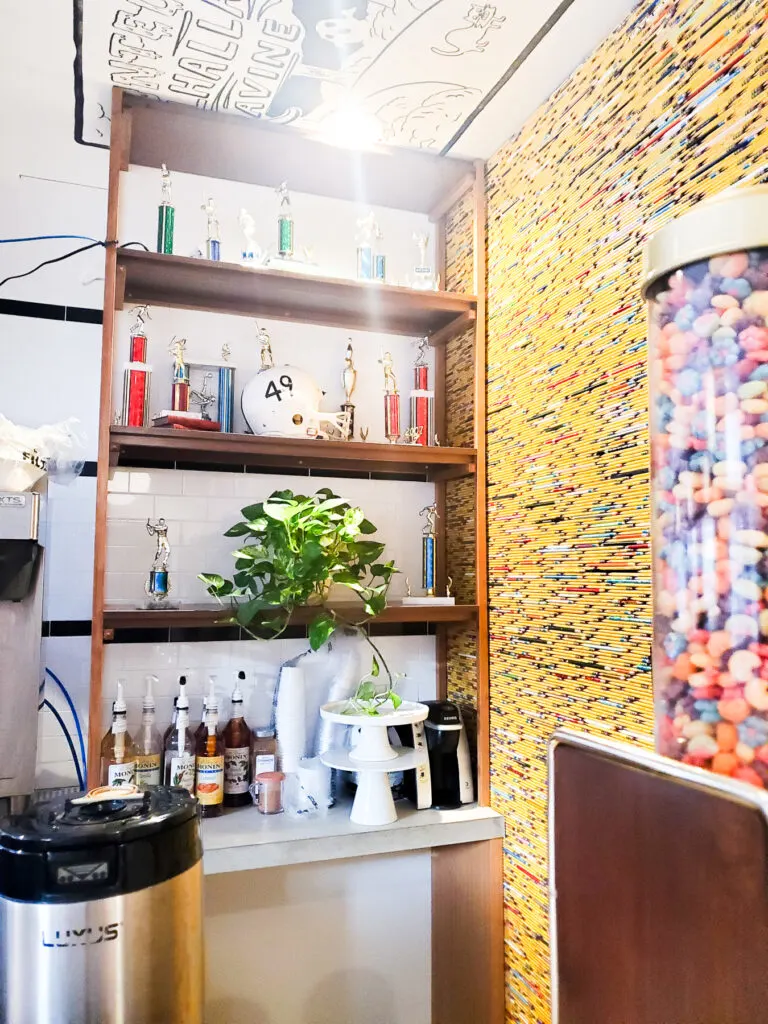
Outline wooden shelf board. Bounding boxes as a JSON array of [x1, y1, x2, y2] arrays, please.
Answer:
[[124, 92, 475, 216], [103, 603, 478, 630], [118, 250, 476, 340], [109, 427, 476, 481]]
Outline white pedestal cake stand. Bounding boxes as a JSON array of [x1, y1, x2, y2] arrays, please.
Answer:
[[320, 700, 429, 826]]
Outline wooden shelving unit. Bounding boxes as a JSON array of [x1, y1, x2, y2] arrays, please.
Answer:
[[103, 602, 478, 633], [91, 88, 489, 806], [118, 250, 476, 341], [110, 426, 476, 480], [92, 87, 497, 1024]]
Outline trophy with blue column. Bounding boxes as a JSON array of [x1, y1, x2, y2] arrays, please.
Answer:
[[420, 503, 437, 597], [202, 196, 221, 261], [145, 517, 171, 605]]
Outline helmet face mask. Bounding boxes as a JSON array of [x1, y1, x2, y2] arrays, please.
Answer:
[[241, 365, 348, 440]]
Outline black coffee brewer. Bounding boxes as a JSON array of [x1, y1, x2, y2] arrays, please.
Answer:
[[423, 701, 474, 808]]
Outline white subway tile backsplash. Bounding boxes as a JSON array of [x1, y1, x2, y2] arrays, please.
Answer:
[[105, 571, 148, 605], [106, 492, 155, 521], [129, 470, 184, 496], [108, 519, 182, 548], [180, 521, 222, 546], [183, 470, 237, 497], [107, 471, 129, 493], [103, 634, 436, 735], [154, 495, 209, 523]]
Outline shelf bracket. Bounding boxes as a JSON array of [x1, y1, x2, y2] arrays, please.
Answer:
[[429, 309, 477, 348]]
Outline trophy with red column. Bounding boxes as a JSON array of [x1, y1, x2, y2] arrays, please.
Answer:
[[409, 337, 433, 447]]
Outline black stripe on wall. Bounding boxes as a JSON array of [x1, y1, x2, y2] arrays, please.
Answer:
[[0, 298, 102, 324], [44, 619, 434, 642], [42, 620, 93, 637]]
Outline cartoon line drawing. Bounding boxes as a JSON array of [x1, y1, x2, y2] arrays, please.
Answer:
[[431, 3, 505, 57]]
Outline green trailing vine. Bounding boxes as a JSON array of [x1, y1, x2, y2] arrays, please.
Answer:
[[199, 487, 399, 699]]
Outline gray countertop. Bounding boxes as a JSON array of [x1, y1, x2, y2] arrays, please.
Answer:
[[202, 801, 504, 875]]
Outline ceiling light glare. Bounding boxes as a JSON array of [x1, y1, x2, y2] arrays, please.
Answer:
[[321, 104, 382, 152]]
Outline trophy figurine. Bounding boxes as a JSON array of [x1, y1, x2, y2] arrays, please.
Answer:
[[157, 163, 175, 255], [145, 517, 171, 605], [380, 351, 400, 444], [258, 323, 274, 369], [356, 212, 377, 281], [190, 371, 217, 421], [420, 503, 438, 597], [218, 344, 235, 432], [409, 337, 434, 447], [411, 233, 438, 291], [276, 182, 294, 258], [239, 208, 264, 265], [202, 196, 221, 261], [341, 341, 357, 439], [122, 305, 152, 428], [170, 337, 190, 412]]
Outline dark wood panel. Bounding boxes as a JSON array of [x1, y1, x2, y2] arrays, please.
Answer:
[[552, 738, 768, 1023], [124, 91, 475, 216], [103, 602, 478, 632], [110, 427, 476, 480], [432, 838, 505, 1024], [473, 160, 491, 806], [118, 250, 476, 340]]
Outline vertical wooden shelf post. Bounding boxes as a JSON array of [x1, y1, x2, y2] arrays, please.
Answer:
[[473, 159, 490, 805], [88, 88, 128, 784]]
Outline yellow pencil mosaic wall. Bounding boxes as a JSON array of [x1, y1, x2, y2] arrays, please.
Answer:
[[479, 0, 768, 1019], [444, 185, 480, 719]]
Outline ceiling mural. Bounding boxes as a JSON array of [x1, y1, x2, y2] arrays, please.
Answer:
[[73, 0, 513, 152]]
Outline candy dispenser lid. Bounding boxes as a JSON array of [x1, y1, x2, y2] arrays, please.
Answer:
[[642, 185, 768, 296]]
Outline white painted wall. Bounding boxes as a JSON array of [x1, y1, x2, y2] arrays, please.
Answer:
[[0, 0, 440, 790], [205, 852, 432, 1024]]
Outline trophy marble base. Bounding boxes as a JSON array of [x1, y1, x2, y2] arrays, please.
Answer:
[[143, 600, 179, 610], [398, 597, 456, 606], [265, 256, 324, 276]]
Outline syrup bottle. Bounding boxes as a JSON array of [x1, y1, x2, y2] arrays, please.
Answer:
[[224, 671, 251, 808], [195, 678, 224, 817], [100, 679, 136, 787], [163, 678, 195, 793], [162, 674, 187, 747], [135, 674, 162, 787], [194, 690, 210, 745]]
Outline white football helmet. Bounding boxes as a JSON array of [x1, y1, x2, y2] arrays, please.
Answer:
[[241, 365, 348, 439]]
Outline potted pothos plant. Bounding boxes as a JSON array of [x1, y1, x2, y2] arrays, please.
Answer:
[[199, 487, 401, 709]]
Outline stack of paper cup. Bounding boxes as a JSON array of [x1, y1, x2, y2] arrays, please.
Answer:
[[275, 665, 306, 774]]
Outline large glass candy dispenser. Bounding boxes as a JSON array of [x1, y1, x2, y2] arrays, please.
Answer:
[[645, 187, 768, 787]]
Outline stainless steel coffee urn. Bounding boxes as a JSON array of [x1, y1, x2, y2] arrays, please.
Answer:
[[0, 788, 204, 1024]]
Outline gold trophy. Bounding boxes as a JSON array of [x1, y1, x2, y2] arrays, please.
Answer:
[[341, 341, 357, 440]]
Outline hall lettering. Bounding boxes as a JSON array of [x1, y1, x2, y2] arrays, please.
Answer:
[[195, 14, 244, 40], [187, 35, 239, 61]]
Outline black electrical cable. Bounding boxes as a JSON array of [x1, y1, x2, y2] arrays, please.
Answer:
[[0, 239, 149, 291]]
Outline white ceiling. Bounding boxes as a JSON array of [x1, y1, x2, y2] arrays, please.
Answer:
[[451, 0, 640, 158], [75, 0, 639, 159]]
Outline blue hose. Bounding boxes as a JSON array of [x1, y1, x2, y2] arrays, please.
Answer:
[[38, 698, 85, 791], [44, 668, 87, 777]]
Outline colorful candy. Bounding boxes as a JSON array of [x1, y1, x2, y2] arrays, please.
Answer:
[[652, 244, 768, 787]]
